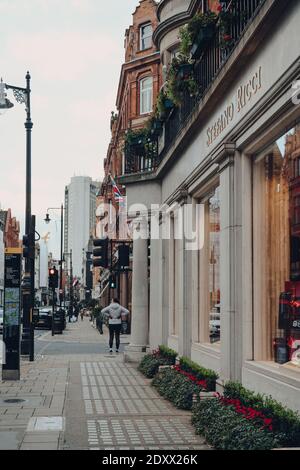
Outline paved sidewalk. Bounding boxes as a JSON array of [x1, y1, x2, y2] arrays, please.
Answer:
[[0, 319, 209, 450]]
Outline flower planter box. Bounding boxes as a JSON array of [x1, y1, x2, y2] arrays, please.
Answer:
[[176, 63, 194, 80], [158, 99, 174, 120], [164, 98, 174, 109], [191, 24, 216, 60]]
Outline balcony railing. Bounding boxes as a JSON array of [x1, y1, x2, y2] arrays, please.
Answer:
[[124, 134, 159, 175], [162, 0, 266, 158]]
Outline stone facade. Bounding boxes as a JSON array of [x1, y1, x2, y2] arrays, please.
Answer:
[[121, 0, 300, 411]]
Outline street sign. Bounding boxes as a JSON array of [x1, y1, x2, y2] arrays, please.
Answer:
[[2, 248, 22, 380]]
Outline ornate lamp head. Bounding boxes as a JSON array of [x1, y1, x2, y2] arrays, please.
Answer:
[[0, 79, 14, 111]]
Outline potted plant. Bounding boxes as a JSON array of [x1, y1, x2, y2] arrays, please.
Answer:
[[166, 58, 199, 106], [217, 1, 239, 51], [191, 11, 217, 59], [177, 62, 194, 80], [156, 90, 175, 120], [147, 113, 163, 136]]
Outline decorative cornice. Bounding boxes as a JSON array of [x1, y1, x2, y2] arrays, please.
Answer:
[[214, 142, 236, 173], [175, 185, 189, 205]]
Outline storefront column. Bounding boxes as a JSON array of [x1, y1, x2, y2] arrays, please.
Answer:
[[218, 144, 239, 383], [178, 191, 192, 358], [149, 235, 163, 349], [125, 217, 149, 362]]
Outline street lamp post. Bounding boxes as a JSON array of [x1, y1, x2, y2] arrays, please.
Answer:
[[0, 73, 35, 356], [64, 250, 73, 321], [44, 205, 64, 306]]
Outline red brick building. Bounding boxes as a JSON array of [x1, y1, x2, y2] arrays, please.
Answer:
[[103, 0, 161, 182], [0, 208, 21, 248], [95, 0, 162, 307]]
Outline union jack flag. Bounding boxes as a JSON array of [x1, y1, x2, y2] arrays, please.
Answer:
[[109, 174, 124, 204]]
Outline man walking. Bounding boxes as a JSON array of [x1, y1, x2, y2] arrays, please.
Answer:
[[101, 298, 129, 353]]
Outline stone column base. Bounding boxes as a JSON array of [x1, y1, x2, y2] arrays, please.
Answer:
[[2, 370, 20, 381], [124, 344, 148, 363]]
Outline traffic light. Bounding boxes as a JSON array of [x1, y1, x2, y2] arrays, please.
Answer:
[[93, 238, 109, 268], [49, 267, 59, 289], [118, 245, 130, 270], [22, 232, 35, 259], [109, 274, 116, 289]]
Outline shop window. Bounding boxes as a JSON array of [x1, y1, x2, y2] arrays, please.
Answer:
[[140, 77, 153, 115], [253, 124, 300, 367], [208, 188, 221, 343], [198, 185, 221, 344], [140, 23, 152, 51]]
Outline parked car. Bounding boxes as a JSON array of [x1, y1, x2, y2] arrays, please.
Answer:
[[209, 309, 220, 338], [0, 308, 3, 333], [35, 308, 52, 330]]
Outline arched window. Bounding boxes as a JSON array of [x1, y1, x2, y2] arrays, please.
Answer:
[[140, 77, 153, 115]]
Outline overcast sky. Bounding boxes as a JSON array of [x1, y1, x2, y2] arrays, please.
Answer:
[[0, 0, 140, 256]]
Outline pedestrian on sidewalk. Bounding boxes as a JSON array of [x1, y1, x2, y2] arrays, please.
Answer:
[[101, 298, 129, 353], [80, 309, 84, 321], [68, 304, 73, 323]]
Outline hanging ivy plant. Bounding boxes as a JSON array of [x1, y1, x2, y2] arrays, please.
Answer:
[[166, 57, 199, 106]]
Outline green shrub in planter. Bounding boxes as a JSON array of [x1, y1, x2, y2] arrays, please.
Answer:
[[138, 346, 177, 379], [158, 345, 177, 363], [192, 399, 279, 450], [179, 357, 218, 391], [138, 354, 161, 379], [152, 368, 201, 410], [224, 381, 300, 447]]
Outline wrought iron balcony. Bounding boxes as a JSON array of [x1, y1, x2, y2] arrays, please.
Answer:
[[161, 0, 266, 158], [124, 133, 159, 175]]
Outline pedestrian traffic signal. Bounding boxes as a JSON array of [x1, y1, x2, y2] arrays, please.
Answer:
[[93, 238, 109, 268], [22, 232, 35, 259], [49, 267, 59, 289], [109, 274, 116, 289]]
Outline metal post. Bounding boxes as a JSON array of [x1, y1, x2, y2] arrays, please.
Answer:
[[70, 249, 73, 314], [52, 287, 55, 337], [21, 72, 33, 355], [60, 204, 64, 307], [29, 215, 35, 362]]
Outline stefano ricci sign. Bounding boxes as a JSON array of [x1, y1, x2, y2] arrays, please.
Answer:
[[206, 66, 262, 147]]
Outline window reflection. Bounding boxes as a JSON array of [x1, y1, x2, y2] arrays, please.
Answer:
[[209, 187, 220, 344]]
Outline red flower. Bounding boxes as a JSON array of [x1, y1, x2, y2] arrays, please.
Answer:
[[223, 34, 232, 42]]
